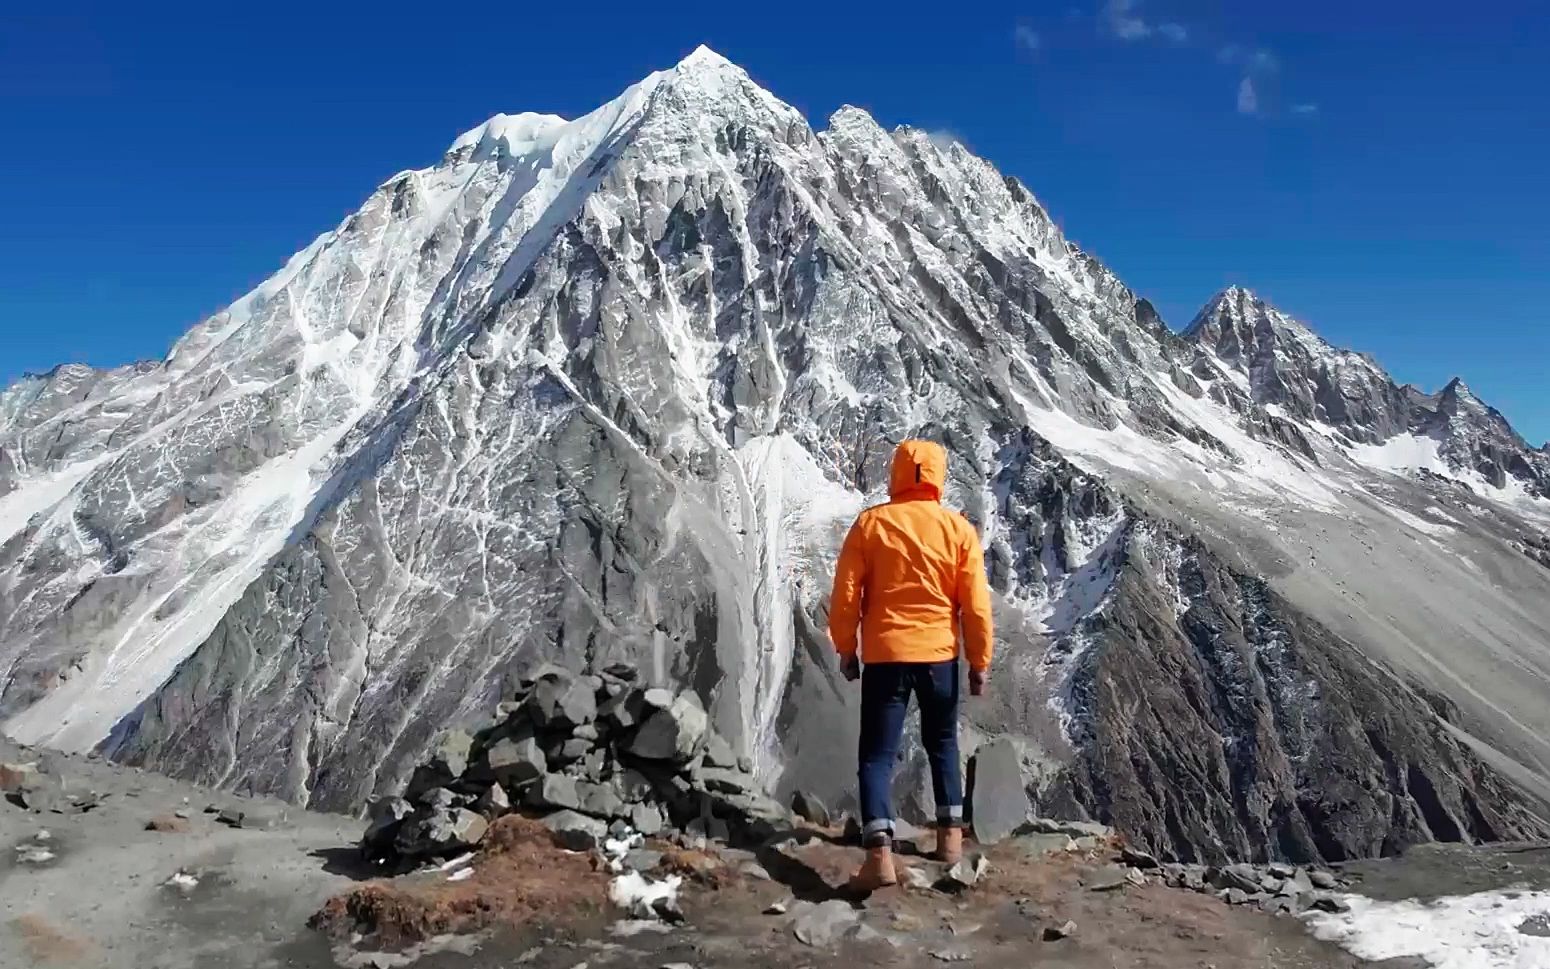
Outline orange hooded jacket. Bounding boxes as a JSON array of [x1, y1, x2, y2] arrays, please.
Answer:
[[828, 440, 994, 671]]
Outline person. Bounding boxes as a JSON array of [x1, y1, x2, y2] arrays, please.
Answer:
[[828, 438, 994, 890]]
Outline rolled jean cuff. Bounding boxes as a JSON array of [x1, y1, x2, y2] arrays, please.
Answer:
[[862, 818, 893, 846], [937, 806, 964, 827]]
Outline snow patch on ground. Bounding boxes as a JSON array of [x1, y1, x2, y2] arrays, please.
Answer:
[[608, 870, 683, 920], [1304, 890, 1550, 969]]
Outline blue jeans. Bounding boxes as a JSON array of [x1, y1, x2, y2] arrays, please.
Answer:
[[858, 660, 963, 846]]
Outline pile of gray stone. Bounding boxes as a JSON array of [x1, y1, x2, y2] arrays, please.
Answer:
[[1123, 849, 1355, 916], [361, 663, 790, 864]]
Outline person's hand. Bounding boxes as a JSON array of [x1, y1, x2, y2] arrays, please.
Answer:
[[841, 654, 861, 682], [968, 668, 988, 697]]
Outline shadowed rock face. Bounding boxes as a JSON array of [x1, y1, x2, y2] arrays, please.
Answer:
[[1040, 524, 1543, 863], [4, 50, 1549, 863]]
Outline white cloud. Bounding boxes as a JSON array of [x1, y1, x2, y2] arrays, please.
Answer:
[[1158, 22, 1188, 41], [1292, 103, 1320, 116], [1014, 24, 1042, 52], [925, 129, 963, 152], [1237, 77, 1259, 115], [1104, 0, 1152, 39]]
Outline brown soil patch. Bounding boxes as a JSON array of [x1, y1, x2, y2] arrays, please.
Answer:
[[145, 814, 189, 833], [657, 846, 730, 887], [10, 914, 92, 964], [310, 815, 608, 947]]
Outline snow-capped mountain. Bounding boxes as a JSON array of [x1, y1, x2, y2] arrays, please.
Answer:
[[1186, 286, 1550, 498], [3, 47, 1549, 861]]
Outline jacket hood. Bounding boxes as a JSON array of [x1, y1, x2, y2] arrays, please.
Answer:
[[888, 439, 947, 501]]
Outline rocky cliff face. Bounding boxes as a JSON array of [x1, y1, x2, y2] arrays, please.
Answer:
[[3, 48, 1548, 863]]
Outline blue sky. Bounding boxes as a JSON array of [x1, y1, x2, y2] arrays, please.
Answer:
[[2, 2, 1545, 442]]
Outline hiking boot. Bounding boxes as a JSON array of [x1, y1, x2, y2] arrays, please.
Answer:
[[848, 845, 899, 892], [935, 826, 964, 865]]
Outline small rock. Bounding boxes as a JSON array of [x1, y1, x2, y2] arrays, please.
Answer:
[[420, 787, 459, 810], [572, 723, 600, 742], [764, 897, 791, 915], [1015, 832, 1076, 858], [942, 852, 990, 891], [1311, 894, 1352, 914], [1025, 817, 1112, 839], [1125, 867, 1146, 887], [1222, 887, 1251, 905], [394, 808, 488, 857], [695, 766, 757, 797], [543, 810, 608, 851], [1043, 920, 1077, 942], [1121, 846, 1159, 870], [601, 662, 639, 683], [216, 807, 246, 827], [624, 848, 664, 872], [1214, 863, 1263, 894], [598, 690, 646, 733], [792, 899, 860, 947], [531, 675, 598, 731], [1279, 869, 1315, 899], [928, 947, 973, 962], [791, 790, 832, 827], [902, 864, 939, 891], [1085, 864, 1132, 892], [1260, 875, 1285, 894], [1268, 862, 1296, 878], [173, 809, 191, 820], [967, 738, 1029, 846], [1309, 870, 1339, 890], [641, 688, 675, 711]]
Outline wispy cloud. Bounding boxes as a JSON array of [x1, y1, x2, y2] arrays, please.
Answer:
[[1014, 24, 1042, 53], [925, 129, 964, 152], [1103, 0, 1152, 39], [1237, 77, 1259, 115], [1158, 22, 1188, 42], [1291, 103, 1320, 116]]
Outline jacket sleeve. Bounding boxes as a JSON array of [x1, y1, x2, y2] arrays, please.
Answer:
[[828, 517, 867, 659], [956, 524, 994, 672]]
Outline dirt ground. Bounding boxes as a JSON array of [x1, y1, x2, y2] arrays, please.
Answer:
[[7, 737, 1539, 969]]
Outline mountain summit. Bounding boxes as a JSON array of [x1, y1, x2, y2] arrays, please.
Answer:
[[3, 52, 1549, 863]]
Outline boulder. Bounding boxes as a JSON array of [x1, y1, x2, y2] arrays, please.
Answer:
[[475, 782, 511, 817], [0, 762, 40, 793], [598, 690, 645, 732], [695, 766, 758, 797], [363, 796, 414, 847], [641, 687, 675, 711], [1309, 869, 1340, 890], [791, 790, 832, 827], [629, 801, 666, 836], [578, 780, 626, 820], [542, 810, 607, 851], [702, 732, 739, 769], [532, 678, 597, 732], [484, 737, 547, 790], [601, 662, 639, 684], [1121, 846, 1159, 869], [1311, 893, 1352, 914], [967, 738, 1029, 845], [616, 769, 654, 803], [394, 808, 488, 857], [630, 694, 708, 762], [527, 773, 582, 812], [1085, 864, 1132, 892]]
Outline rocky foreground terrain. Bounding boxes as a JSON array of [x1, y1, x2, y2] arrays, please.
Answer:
[[8, 665, 1550, 969]]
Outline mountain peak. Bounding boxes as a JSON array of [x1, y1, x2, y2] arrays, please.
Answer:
[[676, 44, 734, 71]]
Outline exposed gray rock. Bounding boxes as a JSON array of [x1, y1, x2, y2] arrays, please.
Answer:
[[484, 737, 547, 791], [362, 796, 413, 847], [968, 737, 1028, 846], [1310, 870, 1340, 890], [1043, 920, 1077, 941], [792, 899, 859, 947], [578, 780, 626, 820], [475, 782, 510, 817], [1121, 846, 1159, 870], [791, 790, 832, 827], [541, 810, 606, 851], [527, 773, 581, 812], [629, 694, 708, 763], [943, 852, 990, 891], [395, 807, 487, 856]]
